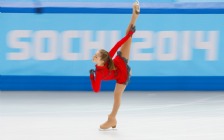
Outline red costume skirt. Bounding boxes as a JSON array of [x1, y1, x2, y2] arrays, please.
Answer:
[[113, 51, 131, 85]]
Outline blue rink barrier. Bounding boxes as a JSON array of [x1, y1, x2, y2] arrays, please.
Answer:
[[1, 2, 224, 91], [2, 7, 224, 14], [1, 76, 224, 91], [2, 2, 224, 14]]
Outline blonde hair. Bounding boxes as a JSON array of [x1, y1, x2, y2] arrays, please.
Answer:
[[99, 49, 116, 70]]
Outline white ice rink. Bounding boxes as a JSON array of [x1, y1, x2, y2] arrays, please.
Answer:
[[1, 91, 224, 140]]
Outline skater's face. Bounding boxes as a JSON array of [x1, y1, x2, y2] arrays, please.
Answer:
[[93, 51, 104, 65]]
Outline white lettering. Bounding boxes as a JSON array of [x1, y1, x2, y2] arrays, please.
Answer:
[[109, 31, 120, 58], [33, 30, 58, 60], [7, 30, 32, 60], [156, 31, 177, 61], [195, 31, 218, 61], [61, 31, 81, 60], [180, 31, 191, 60], [6, 30, 219, 61], [132, 31, 153, 60], [82, 31, 105, 60]]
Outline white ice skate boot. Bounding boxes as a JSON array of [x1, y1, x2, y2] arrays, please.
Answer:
[[134, 0, 140, 14]]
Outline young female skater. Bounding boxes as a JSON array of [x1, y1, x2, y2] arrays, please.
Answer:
[[89, 1, 140, 129]]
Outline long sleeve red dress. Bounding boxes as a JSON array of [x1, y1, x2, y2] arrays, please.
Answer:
[[90, 30, 134, 92]]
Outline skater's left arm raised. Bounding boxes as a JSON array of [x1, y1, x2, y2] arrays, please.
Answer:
[[109, 30, 135, 58]]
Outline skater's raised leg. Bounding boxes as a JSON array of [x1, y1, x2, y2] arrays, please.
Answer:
[[120, 1, 140, 60]]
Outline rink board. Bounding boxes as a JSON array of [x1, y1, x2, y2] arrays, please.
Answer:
[[1, 3, 224, 90]]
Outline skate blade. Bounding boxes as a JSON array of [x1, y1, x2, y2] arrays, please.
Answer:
[[98, 128, 117, 131]]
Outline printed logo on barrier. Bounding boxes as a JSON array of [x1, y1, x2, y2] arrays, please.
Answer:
[[6, 30, 219, 61]]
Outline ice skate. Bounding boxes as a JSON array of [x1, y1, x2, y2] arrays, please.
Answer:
[[100, 116, 117, 130], [134, 0, 140, 15]]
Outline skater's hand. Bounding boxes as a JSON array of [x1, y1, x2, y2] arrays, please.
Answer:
[[89, 69, 95, 74], [89, 69, 95, 80]]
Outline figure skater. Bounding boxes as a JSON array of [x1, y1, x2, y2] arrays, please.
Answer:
[[89, 1, 140, 130]]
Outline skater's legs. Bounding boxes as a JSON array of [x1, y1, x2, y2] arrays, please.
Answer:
[[110, 83, 126, 118], [120, 2, 139, 60], [100, 83, 126, 129]]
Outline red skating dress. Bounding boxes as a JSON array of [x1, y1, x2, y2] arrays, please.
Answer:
[[90, 31, 134, 93]]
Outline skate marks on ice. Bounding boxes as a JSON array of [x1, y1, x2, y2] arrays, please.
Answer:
[[1, 91, 224, 140]]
